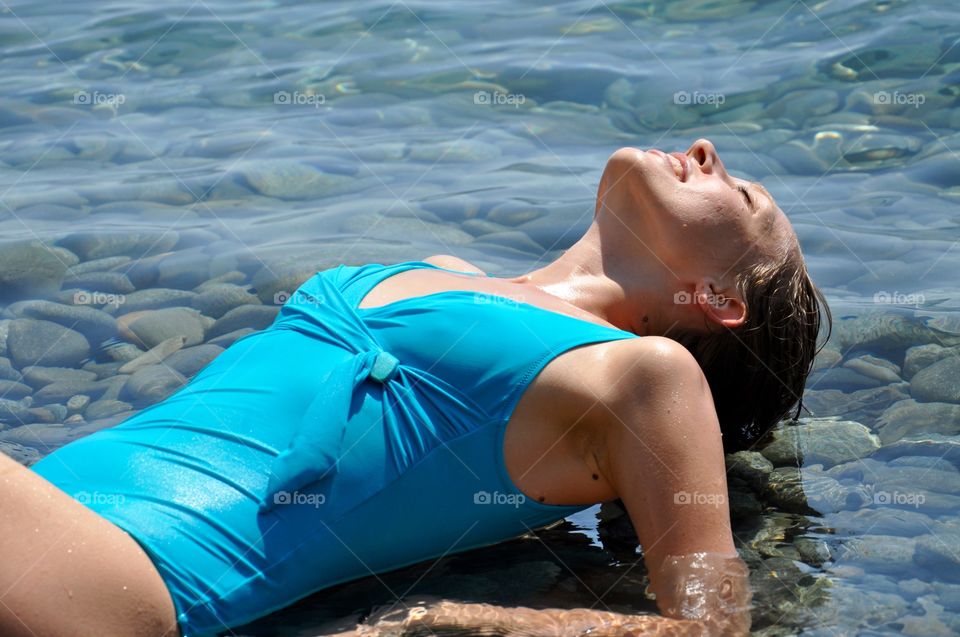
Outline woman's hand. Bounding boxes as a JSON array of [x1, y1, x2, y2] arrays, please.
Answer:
[[356, 560, 749, 637]]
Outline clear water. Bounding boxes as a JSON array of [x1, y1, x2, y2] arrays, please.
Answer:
[[1, 0, 959, 635]]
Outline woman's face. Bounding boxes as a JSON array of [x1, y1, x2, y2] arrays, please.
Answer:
[[597, 139, 793, 278]]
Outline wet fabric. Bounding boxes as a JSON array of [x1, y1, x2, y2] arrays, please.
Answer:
[[32, 260, 640, 637]]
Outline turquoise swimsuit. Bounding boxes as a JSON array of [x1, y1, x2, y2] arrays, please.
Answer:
[[32, 261, 639, 637]]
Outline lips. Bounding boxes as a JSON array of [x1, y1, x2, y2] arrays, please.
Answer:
[[646, 148, 687, 181], [668, 152, 688, 182]]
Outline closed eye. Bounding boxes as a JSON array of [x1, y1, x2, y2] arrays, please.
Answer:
[[737, 184, 753, 209]]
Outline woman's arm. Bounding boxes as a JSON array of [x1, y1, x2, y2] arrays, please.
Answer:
[[355, 338, 751, 636]]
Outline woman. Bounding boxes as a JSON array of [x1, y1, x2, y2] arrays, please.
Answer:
[[0, 139, 829, 636]]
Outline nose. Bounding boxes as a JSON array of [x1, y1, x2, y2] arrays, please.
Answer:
[[687, 138, 728, 179]]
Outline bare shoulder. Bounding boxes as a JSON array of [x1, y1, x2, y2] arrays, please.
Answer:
[[422, 254, 487, 275], [590, 335, 709, 407]]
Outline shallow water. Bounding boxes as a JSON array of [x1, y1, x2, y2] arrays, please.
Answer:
[[1, 0, 959, 635]]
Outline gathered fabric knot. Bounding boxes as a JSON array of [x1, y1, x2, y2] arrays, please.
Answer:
[[359, 349, 400, 384], [259, 346, 403, 513]]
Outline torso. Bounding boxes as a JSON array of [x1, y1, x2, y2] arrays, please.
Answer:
[[357, 256, 626, 507]]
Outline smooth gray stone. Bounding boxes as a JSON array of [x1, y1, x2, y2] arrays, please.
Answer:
[[832, 535, 917, 573], [85, 399, 132, 420], [916, 533, 960, 582], [118, 336, 185, 374], [0, 240, 73, 302], [161, 344, 223, 378], [0, 440, 41, 466], [910, 356, 960, 403], [173, 229, 221, 250], [875, 399, 960, 445], [0, 360, 22, 382], [33, 379, 106, 404], [827, 506, 935, 537], [0, 423, 71, 454], [806, 366, 886, 392], [764, 467, 871, 514], [156, 250, 212, 290], [794, 537, 831, 567], [0, 398, 33, 426], [236, 159, 357, 200], [207, 305, 278, 340], [2, 300, 118, 346], [57, 231, 179, 261], [106, 288, 198, 315], [191, 284, 261, 319], [97, 376, 127, 402], [877, 434, 960, 468], [7, 319, 90, 369], [725, 451, 773, 491], [45, 403, 67, 421], [66, 394, 90, 413], [904, 343, 960, 379], [0, 379, 32, 400], [111, 254, 165, 290], [842, 354, 901, 383], [801, 383, 910, 423], [65, 256, 131, 277], [122, 307, 206, 349], [760, 418, 880, 467], [62, 272, 136, 295], [81, 360, 126, 380], [208, 327, 255, 348], [121, 365, 186, 405], [101, 342, 145, 363]]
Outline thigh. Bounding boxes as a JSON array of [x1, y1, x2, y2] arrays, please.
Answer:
[[0, 451, 179, 637]]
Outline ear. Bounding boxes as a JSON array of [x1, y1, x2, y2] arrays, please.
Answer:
[[694, 278, 746, 328]]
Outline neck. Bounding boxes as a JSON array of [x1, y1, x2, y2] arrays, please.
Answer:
[[504, 223, 676, 336]]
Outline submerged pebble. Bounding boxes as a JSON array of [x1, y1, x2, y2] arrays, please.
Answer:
[[7, 319, 90, 369], [760, 418, 880, 468]]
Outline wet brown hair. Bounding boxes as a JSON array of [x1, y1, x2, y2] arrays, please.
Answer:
[[672, 247, 832, 453]]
